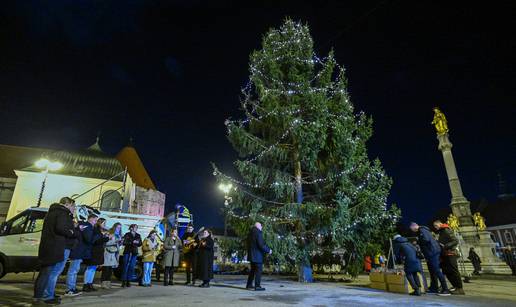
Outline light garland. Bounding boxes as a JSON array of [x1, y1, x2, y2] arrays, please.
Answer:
[[213, 20, 396, 255]]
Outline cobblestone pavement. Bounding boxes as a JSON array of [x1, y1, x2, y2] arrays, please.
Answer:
[[1, 273, 515, 306]]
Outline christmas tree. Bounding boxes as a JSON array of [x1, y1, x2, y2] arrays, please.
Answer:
[[213, 19, 399, 280]]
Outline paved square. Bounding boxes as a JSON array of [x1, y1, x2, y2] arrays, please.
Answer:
[[1, 273, 515, 306]]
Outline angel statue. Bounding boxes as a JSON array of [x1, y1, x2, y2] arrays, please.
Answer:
[[473, 212, 487, 231], [447, 213, 460, 232], [431, 107, 449, 135]]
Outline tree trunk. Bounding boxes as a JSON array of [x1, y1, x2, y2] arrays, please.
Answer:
[[294, 156, 313, 282]]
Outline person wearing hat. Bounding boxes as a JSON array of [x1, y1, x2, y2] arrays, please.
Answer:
[[393, 234, 423, 296], [141, 230, 160, 287]]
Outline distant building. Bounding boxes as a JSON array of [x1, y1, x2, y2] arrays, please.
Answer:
[[0, 138, 165, 222]]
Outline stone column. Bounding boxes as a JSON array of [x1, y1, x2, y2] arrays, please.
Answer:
[[436, 133, 511, 274], [437, 134, 473, 226]]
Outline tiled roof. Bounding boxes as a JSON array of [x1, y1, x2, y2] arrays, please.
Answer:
[[0, 143, 125, 181], [0, 145, 47, 178]]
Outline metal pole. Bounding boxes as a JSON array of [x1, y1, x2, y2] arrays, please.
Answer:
[[120, 167, 128, 212], [454, 231, 471, 283], [36, 167, 49, 207], [223, 196, 229, 237]]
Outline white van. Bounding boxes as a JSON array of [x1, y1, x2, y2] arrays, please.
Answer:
[[0, 205, 164, 279]]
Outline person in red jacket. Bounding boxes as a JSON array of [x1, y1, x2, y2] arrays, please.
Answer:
[[433, 220, 465, 295], [364, 255, 372, 272]]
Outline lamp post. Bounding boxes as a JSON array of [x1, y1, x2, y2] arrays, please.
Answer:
[[35, 158, 63, 207], [218, 183, 233, 236]]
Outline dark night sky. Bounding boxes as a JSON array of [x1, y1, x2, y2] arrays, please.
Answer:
[[0, 1, 515, 228]]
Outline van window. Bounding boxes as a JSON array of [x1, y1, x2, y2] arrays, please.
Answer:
[[7, 212, 29, 235], [0, 210, 47, 236], [27, 211, 46, 233]]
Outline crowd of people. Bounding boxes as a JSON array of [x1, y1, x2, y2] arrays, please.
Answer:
[[33, 197, 217, 305], [389, 219, 466, 297], [32, 197, 272, 305], [32, 195, 514, 305]]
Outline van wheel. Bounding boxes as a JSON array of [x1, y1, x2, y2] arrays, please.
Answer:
[[0, 261, 5, 279]]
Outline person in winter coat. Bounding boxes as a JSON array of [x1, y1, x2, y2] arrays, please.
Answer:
[[83, 218, 109, 292], [364, 255, 372, 272], [468, 247, 482, 275], [502, 247, 516, 276], [373, 253, 381, 269], [410, 222, 450, 296], [433, 220, 465, 295], [182, 224, 197, 285], [246, 222, 272, 291], [101, 222, 122, 289], [197, 229, 214, 288], [121, 224, 142, 287], [141, 230, 160, 286], [163, 228, 183, 286], [34, 197, 77, 305], [393, 235, 423, 296], [65, 215, 95, 297]]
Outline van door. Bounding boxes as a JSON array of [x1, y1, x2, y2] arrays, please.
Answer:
[[0, 209, 45, 273]]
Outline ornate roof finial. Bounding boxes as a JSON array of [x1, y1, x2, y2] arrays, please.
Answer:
[[128, 137, 134, 147], [88, 132, 103, 152]]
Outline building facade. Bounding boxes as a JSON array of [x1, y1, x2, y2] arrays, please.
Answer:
[[0, 139, 165, 222]]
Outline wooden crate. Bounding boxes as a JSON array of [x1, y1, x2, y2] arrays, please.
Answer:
[[370, 281, 388, 291], [369, 271, 386, 283], [385, 272, 426, 294]]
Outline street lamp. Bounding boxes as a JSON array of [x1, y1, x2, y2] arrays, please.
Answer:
[[35, 158, 63, 207], [218, 182, 234, 236]]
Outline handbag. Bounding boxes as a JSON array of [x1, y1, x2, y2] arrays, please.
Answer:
[[106, 245, 118, 253]]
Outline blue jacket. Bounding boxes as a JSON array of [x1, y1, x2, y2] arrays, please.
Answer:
[[417, 226, 441, 259], [247, 227, 270, 263], [70, 221, 101, 260], [394, 236, 422, 273]]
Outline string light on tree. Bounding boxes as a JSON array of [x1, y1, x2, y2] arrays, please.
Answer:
[[213, 19, 400, 279]]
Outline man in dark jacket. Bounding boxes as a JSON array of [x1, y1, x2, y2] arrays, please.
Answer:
[[34, 197, 77, 305], [246, 222, 272, 291], [66, 216, 96, 296], [410, 222, 450, 296], [502, 247, 516, 276], [433, 220, 465, 295], [393, 235, 423, 296], [181, 224, 196, 285], [468, 247, 482, 275]]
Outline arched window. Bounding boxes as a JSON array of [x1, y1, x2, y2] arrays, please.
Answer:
[[100, 190, 121, 212]]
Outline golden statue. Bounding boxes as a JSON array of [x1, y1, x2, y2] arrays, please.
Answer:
[[447, 213, 460, 232], [473, 212, 487, 231], [432, 107, 449, 135]]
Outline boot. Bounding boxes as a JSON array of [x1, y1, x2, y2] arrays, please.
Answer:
[[82, 284, 90, 292], [126, 281, 131, 288], [169, 272, 174, 285], [89, 283, 97, 292], [409, 288, 421, 296]]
